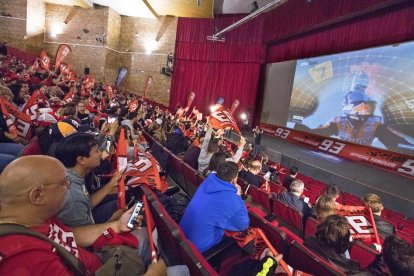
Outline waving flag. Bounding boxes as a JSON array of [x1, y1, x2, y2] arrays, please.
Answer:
[[117, 128, 128, 209], [54, 44, 72, 70], [40, 50, 51, 71], [230, 99, 240, 114], [143, 76, 153, 99], [336, 205, 380, 246], [115, 67, 128, 89], [209, 104, 240, 133], [128, 99, 138, 113], [0, 98, 32, 140]]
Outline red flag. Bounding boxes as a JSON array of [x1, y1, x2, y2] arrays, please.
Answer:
[[0, 98, 18, 135], [186, 91, 195, 109], [105, 84, 114, 99], [230, 99, 240, 115], [143, 195, 158, 263], [336, 205, 380, 246], [98, 97, 106, 111], [209, 104, 240, 133], [63, 88, 75, 103], [0, 98, 32, 140], [40, 50, 51, 71], [128, 99, 138, 113], [143, 76, 153, 99], [54, 44, 72, 70], [117, 128, 128, 209]]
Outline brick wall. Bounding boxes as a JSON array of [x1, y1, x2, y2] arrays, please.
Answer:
[[0, 2, 177, 105]]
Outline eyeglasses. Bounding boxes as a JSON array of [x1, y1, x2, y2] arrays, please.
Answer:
[[40, 175, 72, 190]]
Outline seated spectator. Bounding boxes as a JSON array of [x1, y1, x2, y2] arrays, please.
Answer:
[[304, 214, 360, 274], [0, 156, 165, 275], [382, 235, 414, 275], [180, 161, 249, 253], [363, 194, 396, 238], [238, 160, 263, 188], [314, 195, 337, 222], [165, 125, 189, 155], [75, 100, 92, 127], [203, 151, 226, 177], [54, 132, 121, 226], [283, 166, 298, 189], [278, 180, 312, 220]]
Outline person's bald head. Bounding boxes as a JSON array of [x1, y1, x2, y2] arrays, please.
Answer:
[[0, 156, 68, 220]]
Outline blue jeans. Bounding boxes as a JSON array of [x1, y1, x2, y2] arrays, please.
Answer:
[[0, 142, 24, 172]]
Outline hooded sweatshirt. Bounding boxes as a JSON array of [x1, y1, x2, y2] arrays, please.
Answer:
[[179, 173, 249, 252]]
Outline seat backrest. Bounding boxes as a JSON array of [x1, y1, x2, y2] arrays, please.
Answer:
[[272, 199, 304, 232], [167, 154, 186, 191], [150, 200, 186, 265], [304, 217, 319, 238], [349, 241, 378, 269], [179, 239, 218, 276], [288, 241, 346, 276], [268, 181, 286, 195], [196, 173, 205, 186], [139, 184, 158, 203], [150, 142, 169, 170], [182, 163, 199, 197], [249, 186, 271, 212], [248, 210, 288, 256]]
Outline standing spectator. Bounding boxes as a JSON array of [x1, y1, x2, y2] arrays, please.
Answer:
[[252, 126, 263, 157], [180, 161, 249, 253], [363, 194, 396, 238]]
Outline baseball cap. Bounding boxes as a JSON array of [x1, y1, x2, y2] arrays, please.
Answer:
[[49, 122, 77, 142]]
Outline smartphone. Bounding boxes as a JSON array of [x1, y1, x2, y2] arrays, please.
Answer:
[[223, 129, 241, 144], [127, 201, 143, 229]]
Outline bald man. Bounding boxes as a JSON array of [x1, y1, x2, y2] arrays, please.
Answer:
[[0, 156, 144, 275]]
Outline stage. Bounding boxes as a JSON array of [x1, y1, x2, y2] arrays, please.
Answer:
[[244, 132, 414, 218]]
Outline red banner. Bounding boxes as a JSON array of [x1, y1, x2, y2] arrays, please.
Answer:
[[40, 50, 51, 71], [260, 124, 414, 179], [186, 91, 195, 109], [337, 206, 380, 246], [54, 44, 72, 71], [230, 99, 240, 115], [209, 104, 240, 133], [0, 98, 32, 140], [143, 76, 153, 99]]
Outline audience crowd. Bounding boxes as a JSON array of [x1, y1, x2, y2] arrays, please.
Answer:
[[0, 47, 413, 275]]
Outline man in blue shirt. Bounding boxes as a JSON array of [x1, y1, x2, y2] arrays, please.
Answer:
[[180, 161, 249, 253]]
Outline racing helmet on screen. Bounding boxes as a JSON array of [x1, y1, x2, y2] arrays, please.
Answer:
[[342, 90, 377, 122]]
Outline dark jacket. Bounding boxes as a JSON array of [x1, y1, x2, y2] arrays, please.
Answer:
[[283, 174, 295, 189], [183, 145, 200, 170], [374, 214, 395, 238], [278, 191, 312, 220], [239, 169, 262, 188], [304, 236, 360, 274], [165, 131, 189, 155]]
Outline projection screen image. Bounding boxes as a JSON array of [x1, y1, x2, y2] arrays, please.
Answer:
[[287, 41, 414, 156]]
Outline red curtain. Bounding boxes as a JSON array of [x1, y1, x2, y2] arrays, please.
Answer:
[[262, 0, 405, 43], [170, 59, 260, 116], [266, 1, 414, 63], [170, 15, 265, 116]]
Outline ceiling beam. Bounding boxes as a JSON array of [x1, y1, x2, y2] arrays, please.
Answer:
[[44, 0, 93, 9], [145, 0, 214, 18]]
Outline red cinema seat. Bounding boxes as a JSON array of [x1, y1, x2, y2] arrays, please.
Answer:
[[167, 154, 187, 192], [304, 217, 319, 238], [288, 241, 346, 276], [150, 201, 186, 265], [179, 239, 218, 276], [349, 241, 379, 269], [396, 229, 414, 245], [248, 185, 271, 212], [268, 181, 286, 195], [272, 199, 304, 233], [248, 210, 288, 257], [182, 163, 199, 197]]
